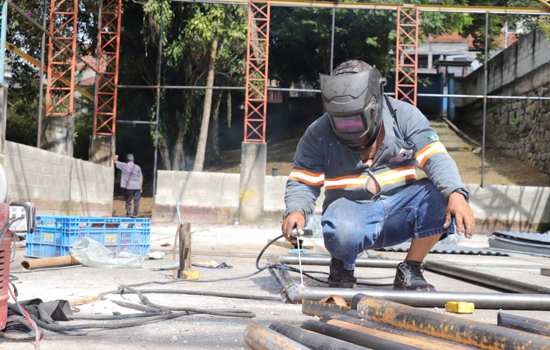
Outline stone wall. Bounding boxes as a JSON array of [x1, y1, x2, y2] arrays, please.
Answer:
[[456, 30, 550, 175], [3, 141, 114, 216]]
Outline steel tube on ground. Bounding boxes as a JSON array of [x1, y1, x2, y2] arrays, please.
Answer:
[[269, 322, 368, 350], [424, 260, 550, 294], [302, 319, 420, 350], [273, 265, 550, 310], [296, 286, 550, 310], [279, 256, 401, 268], [21, 255, 80, 270], [313, 314, 476, 350], [302, 319, 473, 350], [498, 312, 550, 337], [357, 297, 550, 350], [244, 324, 312, 350]]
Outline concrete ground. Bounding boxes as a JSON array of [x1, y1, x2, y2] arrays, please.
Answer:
[[4, 223, 550, 349]]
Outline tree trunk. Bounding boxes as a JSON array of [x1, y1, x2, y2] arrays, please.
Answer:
[[227, 91, 232, 129], [207, 92, 223, 164], [193, 37, 219, 172], [172, 127, 186, 170], [158, 134, 171, 170]]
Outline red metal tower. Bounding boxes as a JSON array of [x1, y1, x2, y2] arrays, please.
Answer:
[[394, 5, 419, 106], [243, 0, 271, 143], [93, 0, 123, 137], [45, 0, 79, 117]]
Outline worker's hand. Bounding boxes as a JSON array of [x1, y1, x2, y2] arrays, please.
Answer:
[[444, 192, 475, 238], [113, 154, 119, 164], [281, 211, 305, 243]]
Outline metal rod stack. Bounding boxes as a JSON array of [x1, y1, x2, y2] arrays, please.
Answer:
[[253, 297, 550, 350]]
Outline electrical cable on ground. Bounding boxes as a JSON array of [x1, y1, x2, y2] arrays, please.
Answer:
[[9, 232, 392, 339], [118, 234, 393, 290]]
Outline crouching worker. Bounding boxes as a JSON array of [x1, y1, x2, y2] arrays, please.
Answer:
[[281, 60, 475, 291]]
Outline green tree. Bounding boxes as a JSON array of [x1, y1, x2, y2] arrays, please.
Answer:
[[131, 1, 245, 171]]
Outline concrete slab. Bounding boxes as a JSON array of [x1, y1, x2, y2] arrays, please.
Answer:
[[5, 224, 550, 349]]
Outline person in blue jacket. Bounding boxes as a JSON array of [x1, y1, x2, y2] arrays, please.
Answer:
[[282, 60, 475, 290]]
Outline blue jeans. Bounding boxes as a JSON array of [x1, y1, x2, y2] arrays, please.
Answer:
[[322, 179, 453, 270]]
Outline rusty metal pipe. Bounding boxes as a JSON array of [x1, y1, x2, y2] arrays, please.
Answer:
[[301, 319, 421, 350], [303, 318, 474, 350], [357, 297, 550, 350], [311, 314, 478, 350], [21, 255, 80, 270], [269, 322, 368, 350], [498, 312, 550, 337], [302, 300, 354, 317], [244, 324, 312, 350]]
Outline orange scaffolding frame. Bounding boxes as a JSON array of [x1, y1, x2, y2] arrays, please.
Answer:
[[93, 0, 123, 137], [394, 5, 419, 106], [45, 0, 79, 118], [243, 0, 271, 143]]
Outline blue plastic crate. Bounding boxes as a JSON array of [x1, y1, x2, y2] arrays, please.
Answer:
[[26, 215, 151, 258]]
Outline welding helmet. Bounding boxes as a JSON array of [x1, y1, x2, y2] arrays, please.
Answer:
[[320, 60, 385, 151]]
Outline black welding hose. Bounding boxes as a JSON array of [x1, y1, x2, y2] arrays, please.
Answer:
[[71, 312, 163, 321], [115, 287, 282, 302], [32, 311, 192, 333], [119, 286, 256, 318]]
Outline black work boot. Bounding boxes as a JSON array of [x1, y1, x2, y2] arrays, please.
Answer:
[[328, 258, 357, 288], [393, 261, 436, 291]]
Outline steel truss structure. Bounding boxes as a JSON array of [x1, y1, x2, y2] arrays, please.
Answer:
[[93, 0, 123, 137], [45, 0, 79, 117], [243, 0, 271, 143], [395, 5, 419, 105]]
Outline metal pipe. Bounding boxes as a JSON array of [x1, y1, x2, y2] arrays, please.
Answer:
[[329, 8, 335, 74], [297, 287, 550, 310], [498, 312, 550, 337], [272, 268, 550, 310], [152, 4, 164, 197], [302, 300, 353, 317], [302, 319, 466, 350], [302, 320, 418, 350], [21, 255, 79, 270], [117, 84, 550, 101], [116, 120, 157, 125], [357, 297, 550, 350], [36, 0, 47, 148], [168, 0, 550, 15], [481, 11, 489, 187], [269, 322, 367, 350], [244, 324, 312, 350], [0, 1, 8, 86], [281, 257, 550, 294], [423, 260, 550, 294], [311, 314, 476, 350], [279, 256, 401, 268]]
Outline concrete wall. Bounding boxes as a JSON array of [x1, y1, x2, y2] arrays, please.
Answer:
[[3, 141, 114, 216], [153, 171, 550, 232], [456, 30, 550, 174]]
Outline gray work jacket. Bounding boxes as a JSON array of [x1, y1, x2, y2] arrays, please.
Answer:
[[115, 161, 143, 190], [284, 96, 467, 219]]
